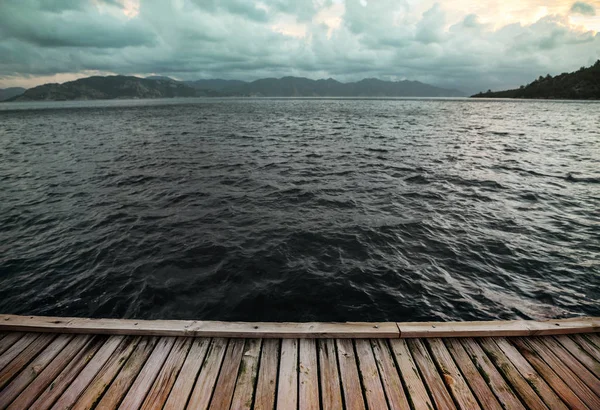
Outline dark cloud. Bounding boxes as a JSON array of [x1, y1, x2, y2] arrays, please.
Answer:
[[571, 2, 596, 16], [0, 0, 598, 94]]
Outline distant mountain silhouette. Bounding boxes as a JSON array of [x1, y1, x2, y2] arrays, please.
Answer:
[[0, 87, 26, 101], [472, 60, 600, 100], [7, 75, 465, 102]]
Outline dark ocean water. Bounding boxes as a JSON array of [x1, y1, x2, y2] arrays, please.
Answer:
[[0, 98, 599, 322]]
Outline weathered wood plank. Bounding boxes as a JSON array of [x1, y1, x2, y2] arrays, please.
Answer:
[[0, 333, 24, 356], [407, 338, 456, 409], [119, 337, 176, 410], [371, 339, 410, 410], [163, 338, 210, 410], [570, 334, 600, 365], [544, 336, 600, 392], [355, 339, 388, 410], [427, 338, 481, 409], [140, 337, 192, 410], [585, 333, 600, 348], [0, 333, 55, 389], [389, 339, 433, 410], [277, 338, 298, 410], [6, 335, 92, 410], [254, 339, 280, 410], [459, 338, 525, 410], [0, 333, 39, 372], [186, 338, 228, 410], [50, 335, 127, 410], [71, 335, 142, 410], [318, 338, 343, 410], [336, 339, 366, 410], [94, 336, 158, 409], [24, 335, 108, 410], [230, 338, 262, 410], [0, 334, 72, 408], [478, 337, 554, 410], [298, 338, 320, 410], [517, 337, 600, 409], [444, 338, 502, 410], [208, 338, 245, 410], [0, 315, 398, 338]]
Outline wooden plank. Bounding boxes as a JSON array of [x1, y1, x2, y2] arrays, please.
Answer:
[[119, 336, 176, 410], [407, 338, 456, 409], [354, 339, 388, 409], [478, 337, 554, 410], [546, 336, 600, 391], [6, 335, 92, 410], [24, 336, 108, 410], [570, 334, 600, 366], [254, 339, 280, 410], [444, 338, 503, 410], [389, 339, 433, 410], [140, 337, 193, 410], [230, 339, 262, 410], [426, 338, 481, 409], [93, 336, 159, 409], [0, 333, 24, 356], [0, 314, 399, 338], [208, 338, 245, 409], [0, 333, 39, 371], [163, 338, 210, 410], [298, 338, 319, 410], [318, 339, 343, 410], [0, 333, 55, 389], [586, 333, 600, 347], [186, 338, 228, 410], [459, 338, 525, 410], [371, 339, 410, 410], [0, 334, 72, 408], [517, 337, 600, 409], [276, 338, 298, 410], [50, 335, 126, 410], [336, 339, 366, 410], [70, 335, 141, 410]]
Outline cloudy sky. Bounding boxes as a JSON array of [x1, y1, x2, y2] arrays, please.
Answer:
[[0, 0, 599, 93]]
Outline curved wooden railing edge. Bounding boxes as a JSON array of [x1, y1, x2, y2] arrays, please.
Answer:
[[0, 314, 598, 338]]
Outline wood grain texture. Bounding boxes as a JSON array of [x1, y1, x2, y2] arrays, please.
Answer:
[[389, 338, 433, 410], [0, 334, 72, 408], [0, 333, 24, 356], [276, 338, 298, 410], [186, 338, 228, 410], [94, 336, 158, 410], [479, 337, 554, 410], [318, 338, 343, 410], [6, 335, 92, 410], [336, 339, 366, 410], [208, 338, 246, 410], [254, 339, 280, 410], [118, 337, 176, 410], [0, 333, 55, 389], [371, 339, 409, 410], [407, 338, 456, 409], [299, 338, 320, 410], [230, 338, 262, 410], [459, 338, 525, 410], [354, 339, 388, 410], [0, 333, 40, 372], [140, 337, 192, 410], [515, 337, 600, 409], [570, 334, 600, 367], [163, 338, 210, 410]]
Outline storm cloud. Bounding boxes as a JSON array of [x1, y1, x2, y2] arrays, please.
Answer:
[[0, 0, 599, 93]]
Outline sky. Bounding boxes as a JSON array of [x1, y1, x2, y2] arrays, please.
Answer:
[[0, 0, 599, 94]]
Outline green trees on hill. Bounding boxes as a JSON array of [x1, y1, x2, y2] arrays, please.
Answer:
[[472, 60, 600, 99]]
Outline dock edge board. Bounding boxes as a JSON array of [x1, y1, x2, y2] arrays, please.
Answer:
[[0, 314, 598, 338]]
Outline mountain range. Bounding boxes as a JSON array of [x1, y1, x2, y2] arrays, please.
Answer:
[[472, 60, 600, 99], [0, 87, 26, 101], [5, 75, 465, 102]]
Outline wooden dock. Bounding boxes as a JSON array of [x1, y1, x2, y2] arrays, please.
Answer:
[[0, 315, 599, 409]]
